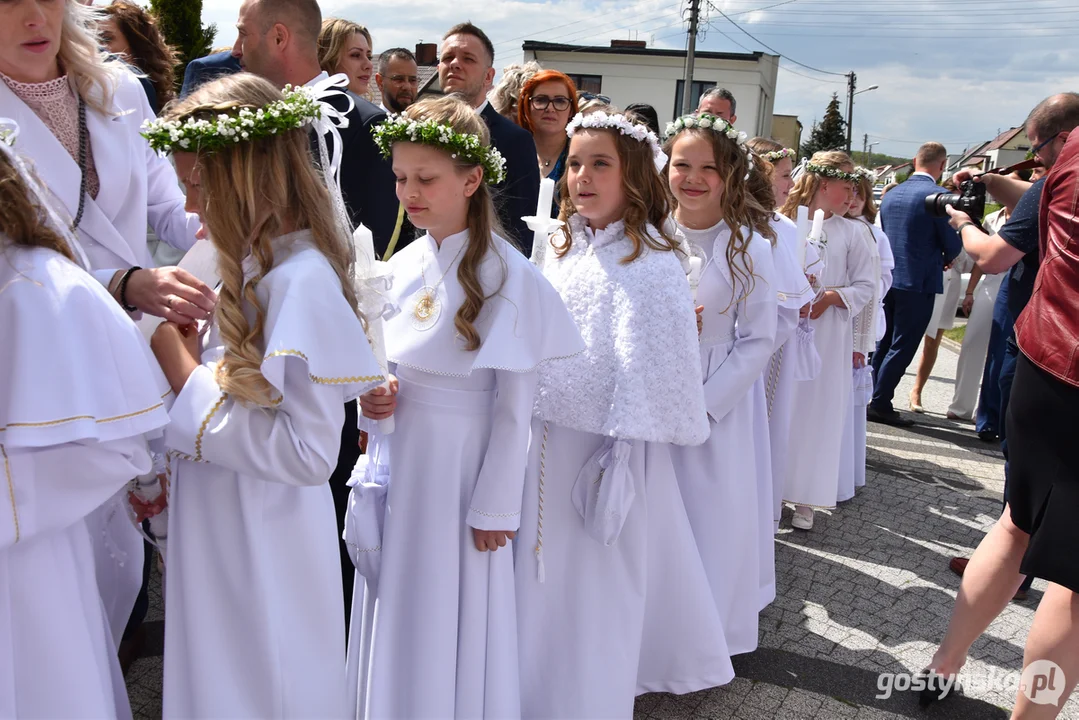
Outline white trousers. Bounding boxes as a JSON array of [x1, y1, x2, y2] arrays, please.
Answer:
[[948, 273, 1003, 419]]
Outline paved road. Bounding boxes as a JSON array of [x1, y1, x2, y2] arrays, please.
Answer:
[[126, 339, 1079, 719]]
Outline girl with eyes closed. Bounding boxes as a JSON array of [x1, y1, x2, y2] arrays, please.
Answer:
[[347, 95, 580, 720]]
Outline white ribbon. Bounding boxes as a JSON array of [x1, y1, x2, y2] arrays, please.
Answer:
[[0, 117, 93, 270]]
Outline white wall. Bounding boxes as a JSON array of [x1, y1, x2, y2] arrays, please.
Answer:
[[524, 49, 778, 136]]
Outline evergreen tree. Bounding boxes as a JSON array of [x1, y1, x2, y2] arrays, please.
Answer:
[[800, 93, 847, 157], [149, 0, 217, 89]]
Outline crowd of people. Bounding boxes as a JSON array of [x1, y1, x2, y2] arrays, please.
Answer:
[[2, 0, 1078, 718]]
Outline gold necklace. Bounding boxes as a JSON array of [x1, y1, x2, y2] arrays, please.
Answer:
[[411, 239, 467, 331]]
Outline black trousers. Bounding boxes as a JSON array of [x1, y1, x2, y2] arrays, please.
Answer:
[[330, 400, 363, 629]]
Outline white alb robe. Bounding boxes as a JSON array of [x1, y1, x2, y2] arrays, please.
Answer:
[[761, 215, 818, 533], [0, 243, 170, 719], [162, 231, 382, 718], [784, 215, 876, 510], [668, 221, 778, 655], [345, 230, 583, 720], [516, 217, 731, 718]]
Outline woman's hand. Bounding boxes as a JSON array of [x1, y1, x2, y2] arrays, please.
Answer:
[[472, 528, 516, 552], [962, 293, 974, 316], [359, 376, 399, 420], [129, 484, 167, 522], [151, 322, 201, 394], [853, 352, 866, 369], [126, 267, 217, 324], [810, 290, 844, 320]]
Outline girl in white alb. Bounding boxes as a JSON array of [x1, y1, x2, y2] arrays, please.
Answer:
[[779, 152, 877, 531], [346, 96, 582, 720], [0, 120, 170, 720], [516, 110, 733, 719], [663, 113, 778, 656], [145, 76, 383, 718]]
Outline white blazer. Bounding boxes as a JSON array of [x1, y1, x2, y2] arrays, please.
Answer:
[[0, 67, 199, 284]]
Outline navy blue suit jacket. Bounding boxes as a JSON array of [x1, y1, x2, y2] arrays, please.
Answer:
[[481, 103, 540, 254], [879, 174, 962, 293], [181, 51, 241, 98]]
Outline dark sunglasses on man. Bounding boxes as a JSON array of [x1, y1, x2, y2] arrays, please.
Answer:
[[530, 95, 572, 111]]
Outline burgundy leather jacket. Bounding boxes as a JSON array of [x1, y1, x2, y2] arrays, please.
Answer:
[[1015, 130, 1079, 386]]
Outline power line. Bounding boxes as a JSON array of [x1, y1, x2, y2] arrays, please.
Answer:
[[706, 0, 847, 76]]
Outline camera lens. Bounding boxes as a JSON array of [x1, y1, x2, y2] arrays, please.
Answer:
[[925, 192, 960, 218]]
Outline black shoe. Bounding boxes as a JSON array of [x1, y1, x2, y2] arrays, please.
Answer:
[[917, 669, 962, 707], [977, 429, 998, 443], [866, 406, 915, 427]]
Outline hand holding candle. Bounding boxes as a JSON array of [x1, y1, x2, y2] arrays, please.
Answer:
[[688, 256, 703, 303], [796, 206, 810, 272], [523, 177, 563, 264]]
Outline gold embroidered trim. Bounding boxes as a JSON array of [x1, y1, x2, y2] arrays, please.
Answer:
[[534, 421, 549, 567], [194, 395, 227, 462], [263, 349, 383, 386], [0, 402, 165, 434], [1, 445, 18, 544]]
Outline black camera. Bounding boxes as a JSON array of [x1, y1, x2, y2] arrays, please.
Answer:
[[925, 179, 987, 220]]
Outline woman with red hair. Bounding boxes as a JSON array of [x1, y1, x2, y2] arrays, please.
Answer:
[[518, 70, 578, 214]]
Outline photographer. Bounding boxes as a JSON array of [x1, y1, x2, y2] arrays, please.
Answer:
[[921, 92, 1079, 714]]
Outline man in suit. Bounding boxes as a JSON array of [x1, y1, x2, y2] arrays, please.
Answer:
[[231, 0, 399, 252], [870, 142, 962, 426], [439, 22, 541, 254], [231, 0, 399, 619], [180, 50, 242, 99]]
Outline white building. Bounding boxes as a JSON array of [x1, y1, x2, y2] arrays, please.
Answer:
[[521, 40, 780, 137]]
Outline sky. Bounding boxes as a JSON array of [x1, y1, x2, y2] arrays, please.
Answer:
[[184, 0, 1079, 159]]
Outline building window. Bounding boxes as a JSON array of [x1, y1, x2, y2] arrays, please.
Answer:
[[674, 80, 716, 117], [566, 73, 603, 96]]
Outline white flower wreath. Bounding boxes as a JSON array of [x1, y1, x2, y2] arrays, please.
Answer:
[[141, 85, 323, 154], [852, 166, 876, 182], [566, 111, 668, 171], [372, 115, 507, 185], [805, 162, 859, 183], [762, 147, 796, 163], [663, 112, 748, 150]]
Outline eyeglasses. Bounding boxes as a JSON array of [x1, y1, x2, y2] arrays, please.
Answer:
[[1032, 133, 1058, 159], [388, 75, 419, 84], [530, 95, 572, 112]]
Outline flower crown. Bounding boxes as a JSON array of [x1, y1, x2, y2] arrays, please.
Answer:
[[664, 113, 748, 150], [761, 147, 795, 163], [852, 166, 876, 182], [805, 162, 858, 182], [566, 111, 667, 171], [141, 86, 323, 154], [372, 115, 507, 185], [0, 119, 17, 147]]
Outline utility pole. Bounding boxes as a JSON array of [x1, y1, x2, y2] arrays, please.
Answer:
[[682, 0, 701, 115], [845, 71, 856, 153], [863, 133, 869, 165]]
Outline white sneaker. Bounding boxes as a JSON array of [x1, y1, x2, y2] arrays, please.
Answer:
[[791, 506, 814, 530]]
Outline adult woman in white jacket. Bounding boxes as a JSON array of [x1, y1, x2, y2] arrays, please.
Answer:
[[0, 0, 213, 646]]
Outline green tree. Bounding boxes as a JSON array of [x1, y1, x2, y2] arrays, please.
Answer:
[[149, 0, 217, 89], [800, 93, 847, 157]]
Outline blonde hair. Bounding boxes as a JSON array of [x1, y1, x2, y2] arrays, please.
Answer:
[[780, 150, 854, 220], [490, 61, 541, 120], [846, 175, 878, 224], [398, 95, 506, 352], [664, 128, 772, 310], [164, 74, 360, 407], [61, 2, 126, 114], [318, 18, 372, 96], [0, 151, 76, 263], [555, 115, 679, 263]]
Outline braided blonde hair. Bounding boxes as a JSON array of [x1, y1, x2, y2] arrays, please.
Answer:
[[164, 74, 360, 407]]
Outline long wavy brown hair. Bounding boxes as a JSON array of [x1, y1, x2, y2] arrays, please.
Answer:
[[0, 151, 76, 263], [555, 120, 678, 262], [846, 175, 879, 224], [663, 128, 772, 309], [164, 74, 360, 407], [102, 1, 179, 108], [780, 150, 854, 221], [397, 95, 506, 352]]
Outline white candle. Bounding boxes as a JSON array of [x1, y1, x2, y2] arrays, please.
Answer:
[[810, 209, 825, 244], [537, 177, 555, 217], [796, 205, 810, 271], [688, 256, 703, 303]]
